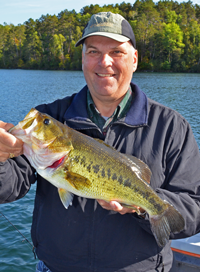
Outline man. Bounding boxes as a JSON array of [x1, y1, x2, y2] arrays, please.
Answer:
[[0, 12, 200, 272]]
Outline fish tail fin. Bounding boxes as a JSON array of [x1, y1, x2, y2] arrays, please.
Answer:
[[149, 201, 185, 247]]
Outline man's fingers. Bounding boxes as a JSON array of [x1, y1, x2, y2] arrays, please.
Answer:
[[97, 200, 111, 210], [97, 200, 138, 215], [0, 122, 23, 162], [97, 199, 146, 215], [109, 201, 123, 212], [0, 128, 23, 148], [0, 121, 14, 131]]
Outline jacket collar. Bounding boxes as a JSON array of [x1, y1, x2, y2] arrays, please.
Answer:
[[125, 82, 148, 126], [63, 82, 148, 129]]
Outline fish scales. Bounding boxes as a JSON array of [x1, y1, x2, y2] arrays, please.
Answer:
[[10, 108, 185, 248], [53, 126, 168, 216]]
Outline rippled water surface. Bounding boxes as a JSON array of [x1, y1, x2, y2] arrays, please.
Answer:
[[0, 70, 200, 271]]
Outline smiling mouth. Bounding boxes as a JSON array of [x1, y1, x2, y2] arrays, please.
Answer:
[[96, 73, 115, 77]]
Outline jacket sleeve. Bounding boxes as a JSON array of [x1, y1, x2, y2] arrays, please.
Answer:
[[156, 119, 200, 239], [133, 115, 200, 240], [0, 155, 36, 203]]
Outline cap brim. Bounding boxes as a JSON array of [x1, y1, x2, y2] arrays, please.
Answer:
[[75, 32, 130, 47]]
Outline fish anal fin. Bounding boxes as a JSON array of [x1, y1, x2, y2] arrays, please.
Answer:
[[65, 171, 92, 190], [58, 188, 74, 209]]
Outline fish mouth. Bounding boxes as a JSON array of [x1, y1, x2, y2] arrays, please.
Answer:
[[48, 156, 66, 169]]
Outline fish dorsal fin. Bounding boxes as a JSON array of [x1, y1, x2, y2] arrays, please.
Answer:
[[123, 154, 152, 184], [94, 138, 116, 151], [58, 188, 74, 209], [94, 138, 151, 184], [65, 171, 92, 190]]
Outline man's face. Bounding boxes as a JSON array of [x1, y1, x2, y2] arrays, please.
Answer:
[[82, 35, 137, 104]]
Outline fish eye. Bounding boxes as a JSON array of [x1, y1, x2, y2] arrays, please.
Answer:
[[43, 118, 51, 125]]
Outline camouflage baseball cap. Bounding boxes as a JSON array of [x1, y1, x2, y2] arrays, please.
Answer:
[[75, 12, 136, 48]]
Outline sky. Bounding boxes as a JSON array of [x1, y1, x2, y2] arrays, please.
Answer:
[[1, 0, 200, 26]]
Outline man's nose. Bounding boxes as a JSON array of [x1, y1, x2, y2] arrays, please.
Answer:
[[99, 54, 112, 67]]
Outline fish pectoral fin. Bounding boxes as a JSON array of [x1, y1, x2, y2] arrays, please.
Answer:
[[58, 188, 74, 209], [66, 171, 92, 190]]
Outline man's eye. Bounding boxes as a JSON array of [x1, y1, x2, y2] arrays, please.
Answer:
[[113, 50, 123, 55], [88, 50, 97, 54]]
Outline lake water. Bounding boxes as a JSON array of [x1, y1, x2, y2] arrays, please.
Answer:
[[0, 70, 200, 271]]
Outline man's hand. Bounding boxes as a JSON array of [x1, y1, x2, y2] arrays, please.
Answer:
[[97, 199, 146, 216], [0, 121, 23, 162]]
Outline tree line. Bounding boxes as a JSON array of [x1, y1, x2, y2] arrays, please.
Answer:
[[0, 0, 200, 72]]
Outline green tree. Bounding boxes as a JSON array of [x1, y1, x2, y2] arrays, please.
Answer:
[[184, 19, 200, 71], [23, 18, 43, 68], [36, 14, 59, 68], [15, 24, 26, 66], [80, 4, 102, 15], [49, 33, 66, 68], [3, 24, 25, 67], [57, 10, 78, 56], [162, 18, 185, 65], [133, 0, 161, 68], [0, 24, 9, 67]]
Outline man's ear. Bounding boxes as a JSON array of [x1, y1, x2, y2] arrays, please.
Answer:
[[133, 50, 138, 72]]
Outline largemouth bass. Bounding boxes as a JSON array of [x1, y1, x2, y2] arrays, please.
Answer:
[[10, 108, 185, 247]]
